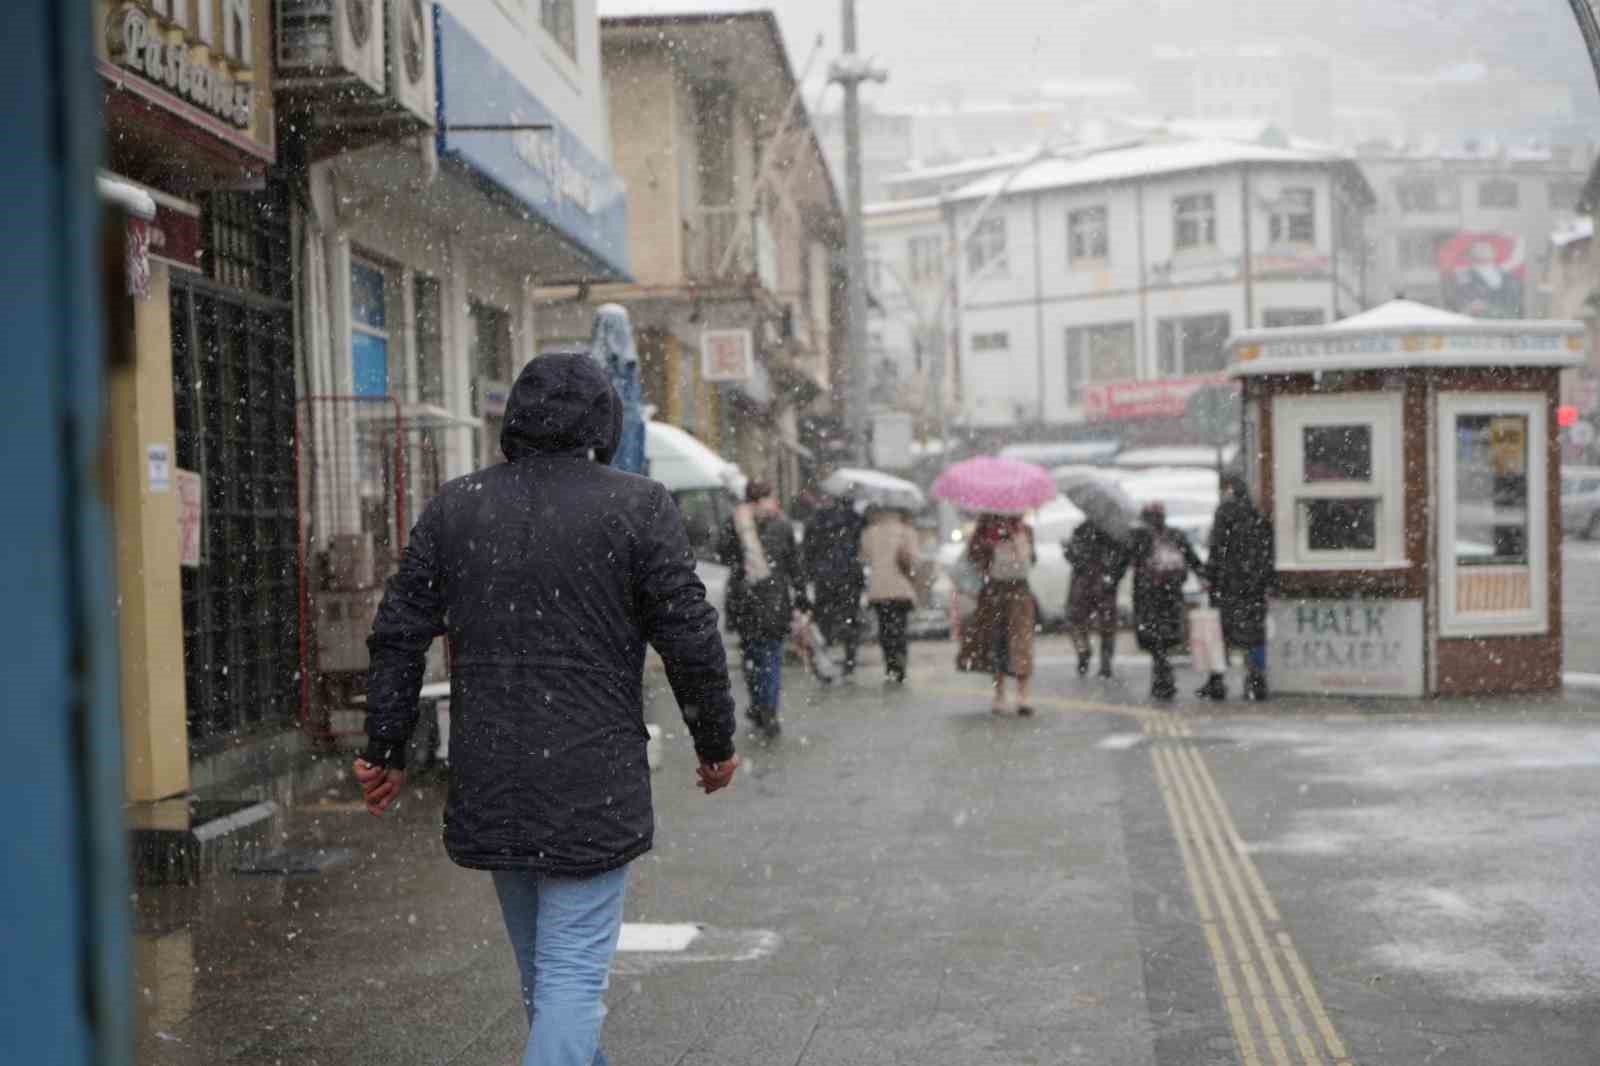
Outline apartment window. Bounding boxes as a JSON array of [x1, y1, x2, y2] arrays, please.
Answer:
[[971, 331, 1009, 352], [1068, 205, 1109, 263], [1268, 188, 1315, 245], [692, 82, 736, 207], [1398, 231, 1451, 271], [1273, 394, 1405, 567], [1262, 308, 1326, 328], [414, 275, 445, 408], [1174, 193, 1217, 251], [350, 259, 390, 397], [967, 216, 1008, 277], [1157, 312, 1230, 376], [539, 0, 576, 59], [1478, 179, 1519, 209], [1065, 322, 1136, 407], [908, 235, 943, 282], [1549, 179, 1584, 211], [1439, 393, 1548, 635], [1395, 177, 1458, 213]]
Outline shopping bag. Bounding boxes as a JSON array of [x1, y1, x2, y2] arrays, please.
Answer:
[[1187, 607, 1227, 674], [791, 613, 839, 683]]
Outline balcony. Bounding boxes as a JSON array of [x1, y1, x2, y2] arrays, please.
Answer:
[[683, 206, 751, 282]]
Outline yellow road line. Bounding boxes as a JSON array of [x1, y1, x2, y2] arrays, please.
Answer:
[[1277, 932, 1353, 1066], [1157, 745, 1294, 1066], [1152, 747, 1264, 1066], [1171, 744, 1322, 1066]]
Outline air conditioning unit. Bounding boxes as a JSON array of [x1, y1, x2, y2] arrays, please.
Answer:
[[277, 0, 386, 97], [384, 0, 436, 127]]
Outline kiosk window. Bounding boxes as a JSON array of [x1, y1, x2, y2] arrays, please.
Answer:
[[1452, 414, 1529, 566], [1272, 393, 1405, 568]]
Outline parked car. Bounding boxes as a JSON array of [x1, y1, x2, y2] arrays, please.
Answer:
[[1561, 466, 1600, 539], [645, 420, 745, 626]]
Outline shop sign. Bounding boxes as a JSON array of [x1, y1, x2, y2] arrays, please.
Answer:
[[1268, 598, 1424, 697], [1243, 329, 1580, 365], [702, 330, 754, 384], [176, 468, 203, 568], [1082, 374, 1225, 421], [105, 1, 256, 129]]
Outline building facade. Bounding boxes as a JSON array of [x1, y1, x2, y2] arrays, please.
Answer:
[[1359, 143, 1594, 317], [532, 11, 843, 502], [864, 199, 949, 428], [947, 138, 1373, 434]]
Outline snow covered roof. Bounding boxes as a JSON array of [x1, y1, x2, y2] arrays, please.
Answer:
[[1228, 299, 1585, 377], [864, 196, 941, 218], [945, 138, 1359, 204]]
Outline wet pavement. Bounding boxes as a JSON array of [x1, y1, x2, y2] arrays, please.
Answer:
[[133, 636, 1600, 1065]]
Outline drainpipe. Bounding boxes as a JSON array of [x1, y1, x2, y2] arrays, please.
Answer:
[[1241, 166, 1255, 330]]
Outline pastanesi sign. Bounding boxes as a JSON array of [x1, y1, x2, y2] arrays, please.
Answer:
[[106, 1, 256, 129], [1268, 598, 1424, 697]]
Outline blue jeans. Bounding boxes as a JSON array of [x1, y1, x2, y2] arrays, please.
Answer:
[[492, 865, 629, 1066], [742, 638, 784, 710]]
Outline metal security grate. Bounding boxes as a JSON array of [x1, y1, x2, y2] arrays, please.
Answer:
[[203, 182, 292, 303], [172, 276, 300, 750]]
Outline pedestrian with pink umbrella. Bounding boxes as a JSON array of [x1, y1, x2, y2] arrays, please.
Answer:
[[933, 457, 1057, 717]]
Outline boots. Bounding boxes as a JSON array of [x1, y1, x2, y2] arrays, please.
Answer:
[[1151, 655, 1176, 701], [1196, 673, 1227, 700], [1099, 634, 1116, 679], [1245, 670, 1269, 702], [1076, 650, 1092, 677]]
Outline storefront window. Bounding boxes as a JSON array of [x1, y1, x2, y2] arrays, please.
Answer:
[[1303, 424, 1372, 482], [351, 259, 389, 397], [1438, 393, 1547, 635], [1304, 499, 1378, 552]]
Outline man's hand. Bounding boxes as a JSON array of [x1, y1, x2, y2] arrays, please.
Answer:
[[696, 754, 740, 795], [353, 759, 406, 816]]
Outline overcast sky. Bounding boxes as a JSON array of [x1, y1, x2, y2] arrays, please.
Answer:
[[596, 0, 1600, 126]]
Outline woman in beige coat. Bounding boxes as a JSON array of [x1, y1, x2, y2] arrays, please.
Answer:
[[859, 507, 921, 684]]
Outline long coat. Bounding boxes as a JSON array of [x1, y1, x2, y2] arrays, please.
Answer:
[[805, 500, 865, 634], [1206, 499, 1276, 648], [860, 513, 920, 604], [1126, 524, 1203, 652], [364, 354, 736, 876], [718, 510, 807, 642], [1064, 521, 1129, 631]]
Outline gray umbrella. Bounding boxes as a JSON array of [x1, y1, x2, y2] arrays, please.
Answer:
[[1056, 473, 1136, 541]]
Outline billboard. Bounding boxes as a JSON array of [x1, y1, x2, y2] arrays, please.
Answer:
[[1438, 232, 1525, 319]]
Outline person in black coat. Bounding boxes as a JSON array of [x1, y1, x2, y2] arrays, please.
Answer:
[[1198, 474, 1276, 701], [1126, 502, 1204, 701], [718, 480, 809, 738], [356, 354, 738, 1064], [804, 489, 865, 676], [1064, 519, 1130, 679]]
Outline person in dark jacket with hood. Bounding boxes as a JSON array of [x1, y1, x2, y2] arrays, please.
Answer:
[[718, 480, 808, 738], [1198, 474, 1276, 701], [355, 353, 739, 1066], [1126, 501, 1204, 701], [1063, 519, 1129, 679], [804, 488, 865, 676]]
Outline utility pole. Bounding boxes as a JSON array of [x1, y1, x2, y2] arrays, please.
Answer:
[[830, 0, 885, 463]]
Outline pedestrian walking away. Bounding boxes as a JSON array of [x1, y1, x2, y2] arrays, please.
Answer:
[[355, 353, 740, 1066], [1064, 519, 1129, 679], [1125, 502, 1204, 702], [719, 480, 809, 739], [1199, 473, 1276, 701], [860, 505, 921, 685], [804, 486, 866, 677], [959, 514, 1038, 715]]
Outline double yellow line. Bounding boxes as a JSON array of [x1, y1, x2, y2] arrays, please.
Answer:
[[1147, 712, 1353, 1066]]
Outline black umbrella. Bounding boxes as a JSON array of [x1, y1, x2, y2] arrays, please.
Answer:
[[1056, 473, 1137, 542]]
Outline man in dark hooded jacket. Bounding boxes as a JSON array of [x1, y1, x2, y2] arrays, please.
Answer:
[[354, 353, 738, 1066]]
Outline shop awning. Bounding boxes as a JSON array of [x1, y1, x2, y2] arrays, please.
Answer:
[[96, 174, 155, 219]]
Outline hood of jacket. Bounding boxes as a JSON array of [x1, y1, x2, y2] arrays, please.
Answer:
[[501, 353, 623, 464]]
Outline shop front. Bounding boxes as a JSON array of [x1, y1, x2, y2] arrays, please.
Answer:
[[96, 0, 287, 816], [1229, 299, 1584, 697]]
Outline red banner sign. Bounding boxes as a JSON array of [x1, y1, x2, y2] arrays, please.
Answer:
[[1082, 375, 1225, 421]]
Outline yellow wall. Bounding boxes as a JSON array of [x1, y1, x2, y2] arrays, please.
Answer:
[[109, 263, 190, 803], [602, 43, 682, 285]]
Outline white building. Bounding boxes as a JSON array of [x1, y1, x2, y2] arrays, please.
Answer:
[[1145, 43, 1335, 143], [946, 137, 1374, 432], [1357, 142, 1594, 317], [864, 198, 947, 420]]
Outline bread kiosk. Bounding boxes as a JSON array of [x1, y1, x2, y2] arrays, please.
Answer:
[[1228, 300, 1585, 697]]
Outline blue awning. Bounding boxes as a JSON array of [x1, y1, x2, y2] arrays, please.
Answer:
[[435, 9, 629, 283]]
